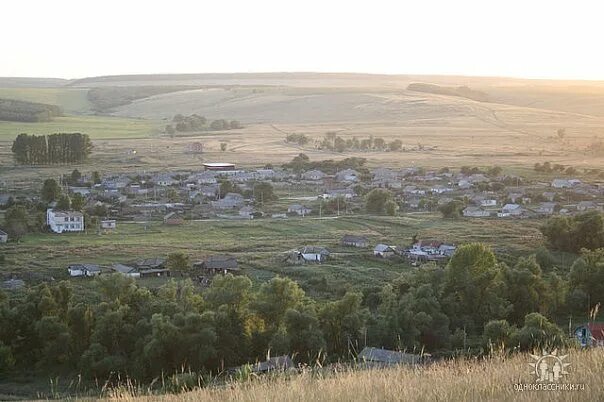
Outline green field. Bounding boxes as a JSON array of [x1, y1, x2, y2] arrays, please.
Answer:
[[0, 114, 160, 141], [0, 87, 91, 113], [0, 214, 545, 298]]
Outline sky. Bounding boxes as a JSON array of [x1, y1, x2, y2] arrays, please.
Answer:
[[2, 0, 604, 80]]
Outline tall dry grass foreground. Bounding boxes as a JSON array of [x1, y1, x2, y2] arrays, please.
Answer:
[[108, 349, 604, 402]]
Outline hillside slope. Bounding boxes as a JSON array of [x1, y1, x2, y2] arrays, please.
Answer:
[[118, 349, 603, 401]]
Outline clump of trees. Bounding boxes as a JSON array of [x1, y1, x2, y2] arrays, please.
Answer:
[[316, 132, 403, 153], [12, 133, 93, 165], [0, 98, 62, 122], [439, 200, 465, 218], [540, 211, 604, 253], [165, 114, 242, 134], [285, 133, 309, 146], [283, 153, 367, 174], [0, 242, 592, 384], [365, 189, 397, 215], [534, 161, 577, 175]]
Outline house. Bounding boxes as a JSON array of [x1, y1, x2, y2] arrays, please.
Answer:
[[577, 201, 602, 212], [195, 255, 240, 275], [463, 207, 490, 218], [288, 204, 312, 216], [551, 179, 571, 188], [341, 235, 369, 248], [47, 209, 85, 233], [163, 212, 185, 225], [1, 279, 25, 290], [235, 355, 295, 374], [212, 193, 245, 209], [501, 203, 524, 216], [153, 174, 178, 186], [508, 192, 524, 203], [358, 347, 423, 367], [0, 229, 7, 243], [100, 219, 117, 230], [335, 169, 359, 182], [542, 192, 557, 202], [300, 246, 330, 262], [403, 186, 425, 195], [535, 202, 557, 216], [69, 186, 91, 196], [574, 323, 604, 347], [374, 244, 396, 258], [112, 263, 141, 278], [239, 206, 255, 219], [430, 185, 453, 194], [132, 257, 167, 270], [68, 264, 101, 277], [302, 170, 326, 181], [203, 162, 236, 171]]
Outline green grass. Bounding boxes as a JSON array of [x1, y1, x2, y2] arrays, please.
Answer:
[[0, 87, 91, 113], [0, 115, 160, 141], [0, 214, 545, 299]]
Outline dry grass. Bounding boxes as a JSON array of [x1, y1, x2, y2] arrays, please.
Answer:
[[109, 349, 604, 402]]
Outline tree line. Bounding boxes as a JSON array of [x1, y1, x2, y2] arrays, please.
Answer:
[[165, 114, 241, 135], [11, 133, 93, 165], [0, 98, 62, 122], [2, 242, 602, 383]]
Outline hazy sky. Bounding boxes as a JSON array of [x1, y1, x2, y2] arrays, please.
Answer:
[[2, 0, 603, 80]]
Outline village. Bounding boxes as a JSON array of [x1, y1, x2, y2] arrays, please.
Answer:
[[1, 158, 603, 288]]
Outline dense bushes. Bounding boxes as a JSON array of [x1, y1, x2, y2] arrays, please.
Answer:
[[0, 98, 62, 122], [540, 211, 604, 252], [1, 242, 593, 383]]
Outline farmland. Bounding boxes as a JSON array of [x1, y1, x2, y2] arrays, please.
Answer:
[[0, 214, 545, 298]]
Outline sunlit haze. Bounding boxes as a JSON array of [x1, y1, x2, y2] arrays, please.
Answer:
[[2, 0, 604, 80]]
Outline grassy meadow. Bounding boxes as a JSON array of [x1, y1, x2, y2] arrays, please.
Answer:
[[0, 214, 545, 298]]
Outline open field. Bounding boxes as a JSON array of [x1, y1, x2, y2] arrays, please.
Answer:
[[0, 115, 160, 142], [0, 214, 545, 298], [115, 348, 604, 402], [1, 73, 604, 181], [0, 87, 91, 113]]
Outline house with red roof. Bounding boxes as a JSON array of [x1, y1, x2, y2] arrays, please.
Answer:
[[574, 323, 604, 347]]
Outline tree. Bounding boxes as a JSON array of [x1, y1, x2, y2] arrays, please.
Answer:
[[365, 189, 393, 214], [319, 292, 366, 355], [91, 171, 101, 185], [166, 252, 191, 275], [569, 248, 604, 311], [41, 179, 61, 203], [70, 169, 82, 184], [56, 195, 71, 211], [388, 139, 403, 151], [384, 200, 398, 216], [229, 120, 241, 129], [502, 256, 548, 325], [540, 212, 604, 252], [442, 243, 509, 334], [439, 200, 465, 219], [4, 205, 29, 240], [483, 319, 516, 350], [515, 313, 567, 351], [253, 182, 277, 204], [220, 142, 227, 152], [71, 193, 85, 211]]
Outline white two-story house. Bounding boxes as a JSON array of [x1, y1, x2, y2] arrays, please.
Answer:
[[47, 209, 85, 233]]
